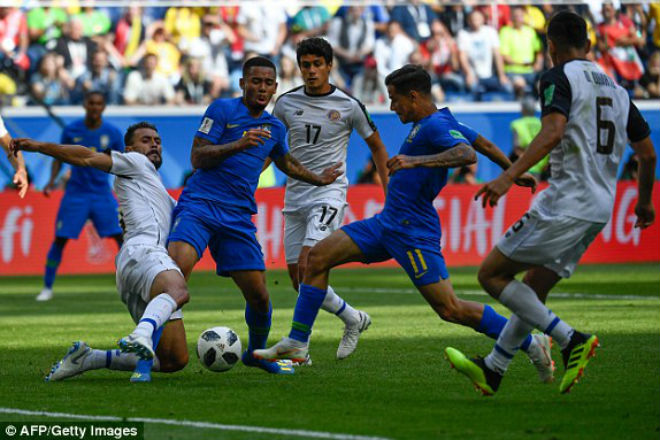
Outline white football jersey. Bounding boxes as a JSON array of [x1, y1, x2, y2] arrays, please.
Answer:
[[273, 85, 376, 210], [110, 151, 175, 248], [532, 59, 650, 223]]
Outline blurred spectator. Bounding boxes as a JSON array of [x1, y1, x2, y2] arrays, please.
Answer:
[[174, 56, 212, 105], [187, 14, 233, 98], [74, 49, 120, 104], [276, 55, 303, 97], [164, 6, 202, 52], [25, 7, 66, 71], [597, 2, 645, 86], [30, 52, 72, 105], [123, 53, 175, 105], [334, 4, 390, 37], [236, 2, 287, 64], [76, 6, 111, 37], [421, 20, 464, 93], [327, 6, 375, 87], [436, 5, 467, 37], [0, 7, 29, 72], [509, 97, 548, 180], [113, 6, 145, 62], [289, 6, 331, 43], [635, 50, 660, 98], [457, 10, 511, 100], [390, 0, 436, 43], [371, 20, 414, 98], [356, 156, 382, 186], [53, 17, 97, 80], [476, 4, 511, 29], [650, 3, 660, 50], [131, 23, 181, 84], [499, 6, 543, 98]]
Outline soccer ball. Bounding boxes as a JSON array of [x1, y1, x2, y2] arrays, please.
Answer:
[[197, 326, 242, 372]]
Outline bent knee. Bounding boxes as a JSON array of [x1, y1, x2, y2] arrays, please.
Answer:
[[159, 352, 189, 373], [306, 249, 329, 276]]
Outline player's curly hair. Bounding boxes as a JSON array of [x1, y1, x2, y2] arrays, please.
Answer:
[[385, 64, 432, 96], [124, 121, 158, 146], [548, 11, 588, 50], [296, 37, 333, 65]]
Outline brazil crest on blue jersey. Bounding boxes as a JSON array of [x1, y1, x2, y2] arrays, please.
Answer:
[[180, 97, 289, 214], [377, 109, 469, 238], [61, 119, 124, 194]]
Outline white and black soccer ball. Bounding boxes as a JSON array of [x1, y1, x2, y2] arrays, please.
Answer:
[[197, 326, 242, 372]]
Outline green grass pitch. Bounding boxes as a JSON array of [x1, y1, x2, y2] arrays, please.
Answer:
[[1, 264, 659, 439]]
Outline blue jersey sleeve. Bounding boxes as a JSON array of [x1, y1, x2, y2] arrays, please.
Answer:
[[196, 100, 226, 143], [268, 121, 289, 160], [424, 120, 469, 152], [456, 122, 479, 144], [111, 126, 124, 152], [60, 126, 71, 144]]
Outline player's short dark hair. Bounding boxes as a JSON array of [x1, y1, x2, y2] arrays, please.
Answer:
[[385, 64, 432, 96], [83, 90, 105, 102], [124, 121, 158, 146], [296, 37, 333, 65], [547, 11, 588, 50], [242, 56, 276, 77]]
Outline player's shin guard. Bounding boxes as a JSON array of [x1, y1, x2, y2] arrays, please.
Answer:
[[289, 284, 326, 343], [478, 304, 534, 352], [245, 302, 272, 351], [44, 241, 65, 289]]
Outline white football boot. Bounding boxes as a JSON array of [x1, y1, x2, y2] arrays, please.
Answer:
[[36, 288, 53, 302], [253, 337, 309, 364], [118, 333, 155, 361], [45, 341, 92, 381], [526, 333, 555, 383], [337, 311, 371, 360]]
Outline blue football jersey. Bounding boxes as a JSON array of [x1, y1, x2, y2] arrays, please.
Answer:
[[181, 97, 289, 213], [378, 110, 469, 238], [61, 119, 124, 194]]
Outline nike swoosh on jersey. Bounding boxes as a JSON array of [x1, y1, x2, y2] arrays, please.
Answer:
[[414, 271, 429, 279], [226, 123, 239, 128]]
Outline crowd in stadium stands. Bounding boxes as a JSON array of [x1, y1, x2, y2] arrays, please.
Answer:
[[0, 1, 658, 107]]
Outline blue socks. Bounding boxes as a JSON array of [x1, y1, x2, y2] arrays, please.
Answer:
[[289, 284, 326, 343], [478, 304, 533, 352], [245, 302, 272, 352], [132, 325, 164, 379], [44, 241, 65, 289]]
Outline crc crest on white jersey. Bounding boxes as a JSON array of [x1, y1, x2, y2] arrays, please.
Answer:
[[273, 85, 377, 211]]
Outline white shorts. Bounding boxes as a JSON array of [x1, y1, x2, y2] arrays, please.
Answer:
[[115, 244, 183, 323], [283, 201, 346, 264], [496, 209, 606, 278]]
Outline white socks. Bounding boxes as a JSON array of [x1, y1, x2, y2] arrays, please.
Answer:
[[498, 280, 574, 349], [485, 313, 534, 374], [134, 293, 178, 339], [84, 349, 160, 372], [321, 285, 360, 325]]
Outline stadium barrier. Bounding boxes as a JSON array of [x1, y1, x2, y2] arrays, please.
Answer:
[[1, 182, 658, 276]]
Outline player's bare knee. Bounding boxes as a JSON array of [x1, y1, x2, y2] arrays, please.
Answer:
[[477, 266, 496, 295], [306, 248, 329, 277], [159, 352, 189, 372]]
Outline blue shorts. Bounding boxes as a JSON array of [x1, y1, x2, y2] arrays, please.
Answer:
[[167, 198, 264, 276], [55, 191, 122, 239], [342, 216, 449, 286]]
